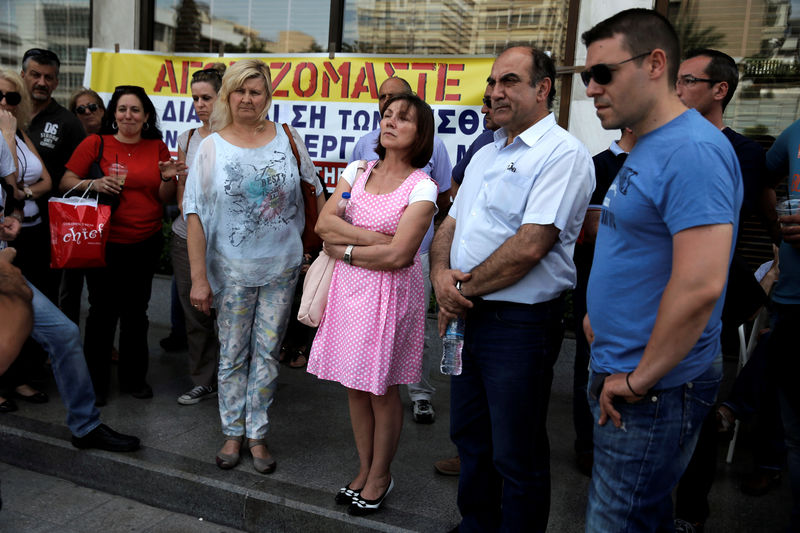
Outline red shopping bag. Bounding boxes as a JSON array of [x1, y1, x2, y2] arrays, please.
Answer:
[[48, 195, 111, 268]]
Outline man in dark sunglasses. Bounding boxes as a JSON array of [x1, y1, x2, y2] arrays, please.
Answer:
[[580, 9, 743, 532]]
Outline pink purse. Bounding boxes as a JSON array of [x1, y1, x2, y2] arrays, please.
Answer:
[[296, 161, 366, 327], [297, 249, 336, 327]]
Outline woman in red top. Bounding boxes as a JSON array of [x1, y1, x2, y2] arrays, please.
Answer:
[[61, 85, 184, 406]]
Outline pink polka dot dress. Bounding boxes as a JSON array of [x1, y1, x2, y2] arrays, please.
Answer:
[[307, 161, 431, 395]]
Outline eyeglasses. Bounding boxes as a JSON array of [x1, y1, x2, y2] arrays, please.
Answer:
[[76, 103, 99, 115], [676, 74, 720, 87], [581, 51, 652, 87], [22, 48, 61, 68], [482, 96, 492, 109], [0, 91, 21, 106]]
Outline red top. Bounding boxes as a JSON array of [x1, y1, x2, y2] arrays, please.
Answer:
[[66, 134, 170, 243]]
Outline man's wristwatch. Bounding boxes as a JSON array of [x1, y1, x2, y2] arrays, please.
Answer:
[[24, 186, 33, 199], [456, 280, 464, 297], [343, 244, 354, 265]]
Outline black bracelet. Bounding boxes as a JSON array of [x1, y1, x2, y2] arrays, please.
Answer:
[[626, 371, 645, 397], [160, 175, 172, 183]]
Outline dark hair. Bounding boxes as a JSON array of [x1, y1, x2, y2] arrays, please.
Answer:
[[684, 48, 739, 110], [581, 8, 680, 87], [100, 85, 162, 140], [375, 94, 434, 169], [22, 48, 60, 73], [191, 62, 227, 93], [527, 47, 557, 109]]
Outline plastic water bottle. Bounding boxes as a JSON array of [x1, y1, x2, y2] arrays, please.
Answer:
[[336, 192, 351, 221], [441, 318, 464, 375]]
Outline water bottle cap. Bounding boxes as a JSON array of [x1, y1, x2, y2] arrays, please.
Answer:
[[342, 192, 351, 199]]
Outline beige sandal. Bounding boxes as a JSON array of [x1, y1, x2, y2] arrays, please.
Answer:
[[215, 435, 243, 469], [248, 438, 276, 474]]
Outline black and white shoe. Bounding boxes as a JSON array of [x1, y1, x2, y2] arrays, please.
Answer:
[[348, 478, 394, 516], [335, 483, 361, 505], [412, 399, 435, 424], [177, 385, 217, 405]]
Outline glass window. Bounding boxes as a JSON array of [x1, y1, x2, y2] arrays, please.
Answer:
[[667, 0, 800, 140], [154, 0, 330, 54], [0, 0, 91, 103], [667, 0, 800, 267], [342, 0, 572, 60]]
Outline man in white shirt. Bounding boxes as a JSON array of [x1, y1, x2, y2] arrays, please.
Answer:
[[430, 46, 594, 532]]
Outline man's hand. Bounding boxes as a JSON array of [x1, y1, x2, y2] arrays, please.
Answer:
[[432, 268, 472, 330], [781, 214, 800, 249], [597, 371, 645, 428], [0, 215, 21, 241]]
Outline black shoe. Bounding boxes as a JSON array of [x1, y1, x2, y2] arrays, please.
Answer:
[[0, 398, 18, 413], [159, 334, 188, 352], [335, 483, 362, 505], [124, 384, 153, 399], [94, 395, 107, 407], [71, 423, 140, 452], [348, 478, 394, 516], [13, 389, 49, 404]]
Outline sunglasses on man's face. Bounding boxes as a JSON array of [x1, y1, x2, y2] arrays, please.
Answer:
[[0, 91, 21, 106], [76, 103, 99, 115], [581, 51, 652, 87], [482, 96, 492, 109]]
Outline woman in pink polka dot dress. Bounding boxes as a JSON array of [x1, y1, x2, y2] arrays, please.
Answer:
[[307, 94, 438, 515]]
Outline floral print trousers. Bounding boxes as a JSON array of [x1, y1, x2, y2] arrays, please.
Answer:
[[216, 269, 298, 439]]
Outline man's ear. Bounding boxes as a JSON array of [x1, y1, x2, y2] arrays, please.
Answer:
[[712, 80, 729, 103]]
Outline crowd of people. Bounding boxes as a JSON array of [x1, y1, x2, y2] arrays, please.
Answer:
[[1, 6, 800, 532]]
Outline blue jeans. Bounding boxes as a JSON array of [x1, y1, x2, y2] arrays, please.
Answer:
[[28, 279, 100, 438], [586, 358, 722, 533], [450, 296, 564, 533]]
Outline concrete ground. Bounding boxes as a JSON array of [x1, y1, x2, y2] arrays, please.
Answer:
[[0, 275, 792, 532]]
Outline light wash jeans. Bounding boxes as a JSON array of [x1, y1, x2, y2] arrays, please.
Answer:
[[28, 279, 101, 437], [216, 269, 298, 439], [406, 252, 435, 402], [586, 357, 722, 533]]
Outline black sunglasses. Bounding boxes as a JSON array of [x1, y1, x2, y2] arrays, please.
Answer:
[[0, 91, 21, 106], [581, 51, 652, 87], [76, 103, 99, 114], [482, 96, 492, 109], [22, 48, 61, 68]]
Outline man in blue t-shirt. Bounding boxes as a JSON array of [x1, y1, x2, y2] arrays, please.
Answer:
[[765, 117, 800, 531], [581, 10, 742, 531]]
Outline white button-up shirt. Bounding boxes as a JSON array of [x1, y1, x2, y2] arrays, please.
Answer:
[[449, 113, 595, 304]]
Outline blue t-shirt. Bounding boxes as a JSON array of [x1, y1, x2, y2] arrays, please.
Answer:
[[452, 129, 494, 185], [766, 118, 800, 305], [587, 109, 743, 388]]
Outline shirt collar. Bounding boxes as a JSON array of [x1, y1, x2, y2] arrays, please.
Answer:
[[493, 113, 557, 149], [608, 140, 627, 156]]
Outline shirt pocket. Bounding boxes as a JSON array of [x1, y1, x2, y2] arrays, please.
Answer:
[[486, 172, 530, 226]]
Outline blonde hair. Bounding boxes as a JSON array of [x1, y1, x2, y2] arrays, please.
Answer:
[[0, 69, 33, 130], [210, 59, 272, 132]]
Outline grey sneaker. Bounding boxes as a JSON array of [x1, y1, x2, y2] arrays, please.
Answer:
[[412, 399, 435, 424], [177, 385, 217, 405]]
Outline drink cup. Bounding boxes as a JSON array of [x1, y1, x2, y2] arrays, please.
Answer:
[[109, 162, 128, 186], [776, 198, 800, 228]]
